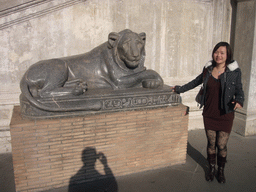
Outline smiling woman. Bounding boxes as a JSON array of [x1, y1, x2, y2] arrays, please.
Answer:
[[173, 42, 244, 184], [213, 47, 227, 66], [211, 46, 228, 79]]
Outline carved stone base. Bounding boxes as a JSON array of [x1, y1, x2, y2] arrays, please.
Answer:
[[20, 85, 181, 119]]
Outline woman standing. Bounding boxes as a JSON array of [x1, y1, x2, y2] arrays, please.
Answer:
[[173, 42, 244, 183]]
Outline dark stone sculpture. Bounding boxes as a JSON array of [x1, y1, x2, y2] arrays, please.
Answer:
[[20, 29, 180, 118]]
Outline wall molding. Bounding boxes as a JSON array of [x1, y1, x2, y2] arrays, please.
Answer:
[[0, 0, 52, 17], [0, 0, 85, 30]]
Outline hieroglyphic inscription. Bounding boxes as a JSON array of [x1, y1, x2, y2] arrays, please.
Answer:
[[103, 94, 180, 110]]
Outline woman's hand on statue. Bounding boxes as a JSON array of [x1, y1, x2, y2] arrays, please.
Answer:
[[171, 86, 176, 92]]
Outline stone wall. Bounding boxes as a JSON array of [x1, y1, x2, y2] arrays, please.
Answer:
[[232, 0, 256, 136], [10, 105, 188, 192], [1, 0, 242, 154], [0, 0, 232, 127]]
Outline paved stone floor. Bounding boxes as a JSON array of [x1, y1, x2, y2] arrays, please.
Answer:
[[1, 129, 256, 192]]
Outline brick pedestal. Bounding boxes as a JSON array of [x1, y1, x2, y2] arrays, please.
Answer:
[[10, 105, 188, 192]]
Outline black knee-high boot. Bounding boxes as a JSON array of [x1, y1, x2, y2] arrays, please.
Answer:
[[206, 154, 216, 181], [217, 156, 226, 183]]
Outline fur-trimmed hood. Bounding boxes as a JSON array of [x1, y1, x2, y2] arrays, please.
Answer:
[[204, 60, 239, 72]]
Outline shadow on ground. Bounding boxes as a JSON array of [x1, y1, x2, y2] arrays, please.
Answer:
[[187, 142, 208, 175], [68, 147, 118, 192], [0, 153, 15, 192]]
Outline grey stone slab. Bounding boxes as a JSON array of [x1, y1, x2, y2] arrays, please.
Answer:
[[20, 85, 180, 119]]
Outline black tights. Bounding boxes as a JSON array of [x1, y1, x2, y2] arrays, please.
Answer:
[[205, 130, 230, 158]]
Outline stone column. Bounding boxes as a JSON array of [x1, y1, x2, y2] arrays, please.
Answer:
[[232, 0, 256, 136], [212, 0, 233, 45]]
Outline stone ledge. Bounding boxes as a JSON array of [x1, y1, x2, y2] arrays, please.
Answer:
[[0, 130, 11, 154], [19, 85, 181, 119], [233, 110, 256, 136]]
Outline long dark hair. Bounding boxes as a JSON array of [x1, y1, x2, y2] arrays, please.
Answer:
[[212, 42, 233, 66]]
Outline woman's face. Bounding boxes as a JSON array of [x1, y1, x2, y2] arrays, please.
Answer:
[[213, 46, 227, 65]]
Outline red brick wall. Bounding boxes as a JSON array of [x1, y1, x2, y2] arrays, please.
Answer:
[[10, 105, 188, 192]]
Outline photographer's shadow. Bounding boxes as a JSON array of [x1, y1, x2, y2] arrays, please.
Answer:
[[69, 147, 118, 192]]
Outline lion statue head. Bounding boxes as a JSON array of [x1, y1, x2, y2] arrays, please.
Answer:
[[107, 29, 146, 72]]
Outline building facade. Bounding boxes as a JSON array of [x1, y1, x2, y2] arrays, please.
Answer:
[[0, 0, 255, 153]]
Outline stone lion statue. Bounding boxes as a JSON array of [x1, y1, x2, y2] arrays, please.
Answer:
[[20, 29, 163, 112]]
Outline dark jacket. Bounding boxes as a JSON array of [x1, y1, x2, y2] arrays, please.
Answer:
[[175, 60, 244, 114]]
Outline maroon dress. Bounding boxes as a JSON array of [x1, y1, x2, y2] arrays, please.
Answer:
[[202, 75, 234, 133]]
